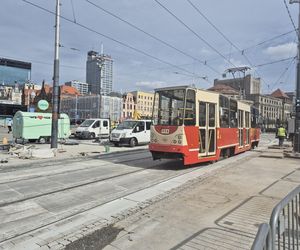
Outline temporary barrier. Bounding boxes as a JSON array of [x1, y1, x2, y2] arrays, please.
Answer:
[[270, 185, 300, 250], [252, 185, 300, 250], [251, 223, 271, 250]]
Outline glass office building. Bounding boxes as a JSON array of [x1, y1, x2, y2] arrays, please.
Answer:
[[0, 58, 31, 85]]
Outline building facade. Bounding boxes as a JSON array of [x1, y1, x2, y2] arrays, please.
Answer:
[[86, 51, 113, 95], [131, 91, 154, 118], [122, 92, 136, 119], [207, 84, 239, 99], [60, 95, 122, 123], [270, 89, 293, 121], [0, 58, 31, 85], [0, 84, 22, 104], [21, 83, 42, 108], [65, 80, 88, 95], [247, 92, 293, 129], [214, 74, 261, 99]]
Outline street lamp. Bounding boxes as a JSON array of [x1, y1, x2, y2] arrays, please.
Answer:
[[289, 0, 300, 153]]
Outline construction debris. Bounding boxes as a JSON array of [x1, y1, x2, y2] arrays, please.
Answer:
[[8, 144, 56, 159]]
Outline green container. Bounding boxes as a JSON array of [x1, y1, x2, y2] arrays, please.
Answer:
[[104, 145, 110, 153], [13, 111, 71, 141]]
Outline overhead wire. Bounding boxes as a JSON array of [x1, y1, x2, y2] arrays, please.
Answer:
[[243, 29, 296, 52], [185, 0, 270, 87], [21, 0, 206, 79], [283, 0, 299, 37], [85, 0, 221, 75], [70, 0, 77, 23], [205, 29, 296, 63], [254, 56, 296, 68], [270, 57, 296, 91], [269, 35, 298, 91], [153, 0, 238, 68]]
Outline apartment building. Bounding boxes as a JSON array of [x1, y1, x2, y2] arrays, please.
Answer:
[[131, 91, 154, 118]]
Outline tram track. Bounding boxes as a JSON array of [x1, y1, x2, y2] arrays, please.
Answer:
[[0, 140, 271, 245], [0, 149, 150, 184], [0, 159, 204, 244], [0, 156, 153, 207], [0, 148, 148, 173]]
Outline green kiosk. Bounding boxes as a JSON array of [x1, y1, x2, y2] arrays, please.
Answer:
[[13, 111, 71, 143]]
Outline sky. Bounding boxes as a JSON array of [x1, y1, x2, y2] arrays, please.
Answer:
[[0, 0, 299, 94]]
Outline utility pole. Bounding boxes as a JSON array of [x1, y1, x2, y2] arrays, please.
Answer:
[[51, 0, 60, 148], [290, 0, 300, 152]]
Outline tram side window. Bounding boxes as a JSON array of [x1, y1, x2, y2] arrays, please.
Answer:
[[251, 107, 259, 128], [245, 111, 250, 128], [209, 103, 215, 127], [229, 99, 237, 128], [219, 96, 229, 128], [238, 110, 244, 128], [199, 102, 206, 127], [184, 89, 196, 126]]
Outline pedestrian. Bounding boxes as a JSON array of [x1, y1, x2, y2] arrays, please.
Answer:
[[276, 124, 287, 147], [7, 119, 13, 134]]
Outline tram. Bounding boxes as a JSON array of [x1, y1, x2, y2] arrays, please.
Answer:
[[149, 86, 260, 165]]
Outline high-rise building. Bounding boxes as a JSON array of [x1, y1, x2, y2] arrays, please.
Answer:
[[0, 58, 31, 85], [86, 51, 113, 95]]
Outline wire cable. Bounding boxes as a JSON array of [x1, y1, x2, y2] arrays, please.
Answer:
[[85, 0, 221, 75], [154, 0, 237, 68], [185, 0, 273, 88], [186, 0, 241, 52], [270, 56, 296, 91], [243, 30, 296, 52], [21, 0, 205, 79], [283, 0, 299, 37], [254, 56, 296, 68], [70, 0, 77, 23]]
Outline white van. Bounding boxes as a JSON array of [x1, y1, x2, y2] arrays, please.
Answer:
[[75, 118, 110, 139], [110, 120, 152, 147]]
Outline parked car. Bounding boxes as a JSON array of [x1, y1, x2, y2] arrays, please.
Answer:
[[110, 120, 151, 147], [75, 118, 110, 139]]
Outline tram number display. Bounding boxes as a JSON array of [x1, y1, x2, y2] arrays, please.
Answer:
[[161, 128, 170, 134]]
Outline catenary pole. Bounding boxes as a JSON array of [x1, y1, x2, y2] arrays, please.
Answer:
[[51, 0, 60, 148], [296, 1, 300, 152]]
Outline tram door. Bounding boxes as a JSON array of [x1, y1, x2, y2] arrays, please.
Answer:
[[199, 101, 216, 156], [238, 110, 244, 147]]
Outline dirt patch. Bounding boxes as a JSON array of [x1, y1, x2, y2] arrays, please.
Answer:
[[65, 224, 123, 250]]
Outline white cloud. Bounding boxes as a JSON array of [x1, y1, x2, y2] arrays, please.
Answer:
[[200, 48, 212, 56], [264, 42, 297, 59]]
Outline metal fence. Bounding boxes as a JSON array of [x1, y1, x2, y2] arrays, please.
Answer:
[[252, 185, 300, 250], [252, 223, 271, 250]]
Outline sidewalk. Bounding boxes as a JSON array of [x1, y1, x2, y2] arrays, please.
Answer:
[[100, 144, 300, 250], [0, 139, 148, 169]]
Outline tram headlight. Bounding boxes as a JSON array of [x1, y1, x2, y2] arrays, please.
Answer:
[[150, 134, 158, 143]]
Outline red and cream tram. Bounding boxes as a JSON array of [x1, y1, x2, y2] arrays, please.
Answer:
[[149, 86, 260, 165]]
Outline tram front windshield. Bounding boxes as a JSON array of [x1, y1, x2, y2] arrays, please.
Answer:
[[153, 89, 189, 126]]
